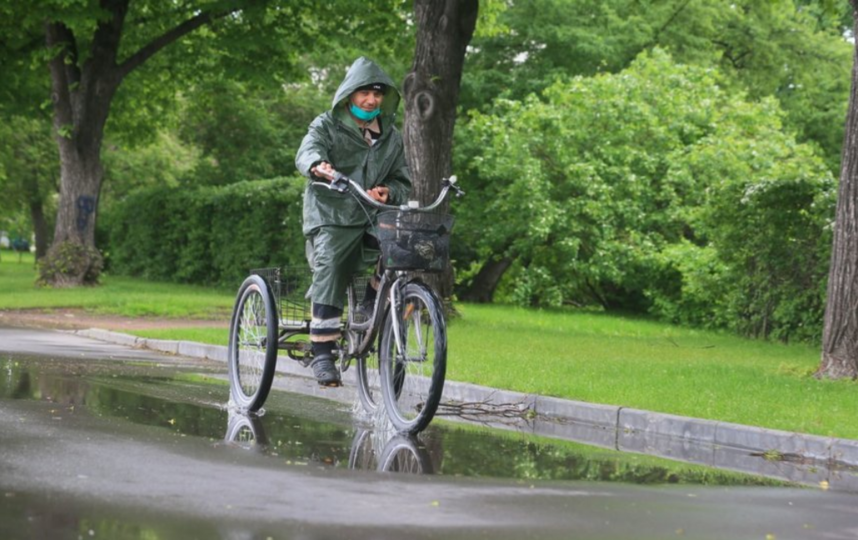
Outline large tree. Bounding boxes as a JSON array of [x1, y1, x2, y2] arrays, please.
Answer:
[[402, 0, 478, 298], [3, 0, 406, 286], [37, 1, 301, 285], [817, 0, 858, 379]]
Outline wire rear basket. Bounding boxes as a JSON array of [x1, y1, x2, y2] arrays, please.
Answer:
[[377, 212, 454, 273], [251, 267, 311, 327]]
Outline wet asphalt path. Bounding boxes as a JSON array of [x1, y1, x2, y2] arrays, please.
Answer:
[[2, 326, 858, 539]]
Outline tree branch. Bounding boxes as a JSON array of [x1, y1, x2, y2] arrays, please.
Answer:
[[45, 21, 77, 131], [654, 0, 693, 42], [116, 8, 235, 80], [626, 0, 693, 64], [436, 395, 534, 426], [0, 34, 45, 56]]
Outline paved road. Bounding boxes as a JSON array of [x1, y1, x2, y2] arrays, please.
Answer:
[[2, 326, 858, 540]]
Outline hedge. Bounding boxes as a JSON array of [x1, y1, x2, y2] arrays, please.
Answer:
[[104, 176, 308, 288]]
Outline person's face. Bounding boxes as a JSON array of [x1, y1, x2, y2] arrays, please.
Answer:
[[350, 89, 384, 112]]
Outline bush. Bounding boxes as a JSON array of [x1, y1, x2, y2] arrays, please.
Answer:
[[37, 241, 104, 287], [454, 48, 835, 342], [104, 176, 307, 288], [646, 99, 835, 342]]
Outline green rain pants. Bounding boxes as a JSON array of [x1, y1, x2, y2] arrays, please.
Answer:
[[306, 226, 379, 342]]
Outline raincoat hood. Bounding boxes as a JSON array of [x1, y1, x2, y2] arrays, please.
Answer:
[[296, 57, 411, 236], [332, 57, 400, 118]]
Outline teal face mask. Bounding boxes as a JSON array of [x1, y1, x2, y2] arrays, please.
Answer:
[[350, 103, 381, 121]]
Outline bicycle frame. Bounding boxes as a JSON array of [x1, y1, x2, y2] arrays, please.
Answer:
[[310, 172, 463, 369], [342, 268, 397, 362]]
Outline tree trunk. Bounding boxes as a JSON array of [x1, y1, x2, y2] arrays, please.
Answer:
[[459, 256, 513, 303], [20, 149, 51, 261], [52, 140, 105, 249], [817, 1, 858, 379], [403, 0, 478, 299], [29, 198, 49, 260]]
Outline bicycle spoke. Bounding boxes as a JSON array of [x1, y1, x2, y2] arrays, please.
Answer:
[[238, 292, 265, 396]]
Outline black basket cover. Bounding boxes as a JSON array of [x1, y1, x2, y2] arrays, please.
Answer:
[[377, 212, 454, 272]]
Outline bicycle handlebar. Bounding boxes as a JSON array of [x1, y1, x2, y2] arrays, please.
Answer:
[[311, 171, 464, 212]]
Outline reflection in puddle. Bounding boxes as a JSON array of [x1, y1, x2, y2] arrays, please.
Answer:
[[224, 411, 433, 474], [0, 353, 792, 488]]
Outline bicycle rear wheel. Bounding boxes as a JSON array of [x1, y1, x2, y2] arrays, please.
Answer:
[[228, 274, 279, 412], [380, 282, 446, 434]]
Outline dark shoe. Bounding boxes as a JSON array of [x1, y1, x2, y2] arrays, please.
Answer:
[[310, 354, 341, 387]]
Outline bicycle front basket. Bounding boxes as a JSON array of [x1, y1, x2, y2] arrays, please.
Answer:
[[377, 211, 454, 272]]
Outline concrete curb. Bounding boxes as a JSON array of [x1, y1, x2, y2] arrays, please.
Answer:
[[73, 327, 858, 492]]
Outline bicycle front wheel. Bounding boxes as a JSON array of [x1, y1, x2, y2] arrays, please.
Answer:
[[228, 275, 279, 412], [349, 278, 383, 413], [380, 282, 447, 434]]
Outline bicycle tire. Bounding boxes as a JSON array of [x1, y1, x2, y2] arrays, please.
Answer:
[[377, 434, 433, 474], [224, 411, 269, 451], [355, 318, 384, 413], [228, 274, 279, 412], [380, 282, 446, 434], [347, 428, 378, 471]]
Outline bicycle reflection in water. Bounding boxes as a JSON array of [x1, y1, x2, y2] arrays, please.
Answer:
[[224, 410, 433, 475]]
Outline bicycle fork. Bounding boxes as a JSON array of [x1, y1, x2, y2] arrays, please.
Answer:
[[388, 278, 428, 364], [389, 278, 409, 362]]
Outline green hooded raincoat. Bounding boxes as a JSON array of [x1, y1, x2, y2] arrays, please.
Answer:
[[295, 57, 412, 309]]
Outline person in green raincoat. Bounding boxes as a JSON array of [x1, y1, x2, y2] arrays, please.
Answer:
[[295, 57, 411, 386]]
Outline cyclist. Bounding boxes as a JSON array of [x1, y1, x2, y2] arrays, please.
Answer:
[[295, 57, 412, 387]]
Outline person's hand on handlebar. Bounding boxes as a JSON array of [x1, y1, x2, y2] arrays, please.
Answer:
[[312, 162, 389, 203], [367, 186, 389, 203], [310, 161, 336, 181]]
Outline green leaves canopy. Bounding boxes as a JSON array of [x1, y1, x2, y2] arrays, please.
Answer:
[[461, 0, 852, 174], [455, 49, 834, 341]]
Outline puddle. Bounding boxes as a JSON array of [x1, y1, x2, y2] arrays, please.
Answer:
[[0, 353, 799, 486], [5, 351, 858, 540]]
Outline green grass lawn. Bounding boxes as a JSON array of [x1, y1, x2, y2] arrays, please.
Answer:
[[448, 304, 853, 439], [0, 252, 234, 319], [3, 251, 856, 439]]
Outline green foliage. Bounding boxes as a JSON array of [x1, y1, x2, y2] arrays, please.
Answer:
[[177, 80, 321, 187], [101, 130, 199, 204], [652, 98, 836, 341], [454, 49, 834, 342], [105, 176, 307, 288], [37, 241, 104, 287], [0, 114, 57, 224], [461, 0, 851, 174]]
